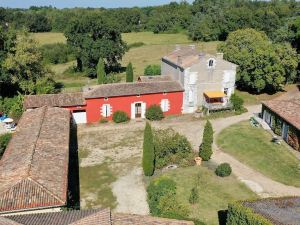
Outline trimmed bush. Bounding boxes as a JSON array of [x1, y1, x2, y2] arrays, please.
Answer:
[[230, 94, 244, 112], [144, 64, 161, 76], [226, 202, 273, 225], [142, 122, 155, 176], [215, 163, 232, 177], [112, 111, 129, 123], [145, 105, 164, 121], [154, 128, 193, 169], [0, 133, 12, 159], [199, 120, 213, 161], [189, 187, 199, 204]]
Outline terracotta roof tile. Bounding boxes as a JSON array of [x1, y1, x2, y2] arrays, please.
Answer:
[[262, 99, 300, 130], [24, 93, 86, 109], [84, 81, 184, 99], [138, 75, 173, 82], [0, 107, 70, 213]]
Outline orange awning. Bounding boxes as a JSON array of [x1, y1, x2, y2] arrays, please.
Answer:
[[204, 91, 225, 98]]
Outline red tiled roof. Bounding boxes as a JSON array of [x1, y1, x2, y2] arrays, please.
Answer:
[[262, 99, 300, 130], [0, 107, 70, 213], [24, 93, 86, 109], [84, 81, 184, 99]]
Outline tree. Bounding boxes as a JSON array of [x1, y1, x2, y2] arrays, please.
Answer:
[[3, 32, 50, 94], [97, 58, 106, 84], [126, 62, 134, 82], [199, 120, 213, 161], [219, 28, 299, 93], [142, 122, 155, 176], [230, 94, 244, 112], [144, 64, 161, 76]]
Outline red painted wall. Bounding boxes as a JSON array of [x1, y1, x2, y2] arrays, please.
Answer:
[[85, 92, 183, 123]]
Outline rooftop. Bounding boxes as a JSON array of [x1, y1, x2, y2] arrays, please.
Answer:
[[2, 209, 195, 225], [262, 99, 300, 130], [137, 75, 172, 82], [0, 107, 70, 213], [84, 81, 184, 99], [243, 197, 300, 225], [24, 92, 86, 109]]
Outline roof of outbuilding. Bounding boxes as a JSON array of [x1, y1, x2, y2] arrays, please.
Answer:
[[138, 75, 173, 82], [24, 92, 86, 109], [262, 99, 300, 130], [84, 81, 184, 99], [0, 107, 70, 213]]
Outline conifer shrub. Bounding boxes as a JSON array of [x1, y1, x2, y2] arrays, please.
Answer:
[[112, 111, 129, 123], [199, 120, 213, 161], [215, 163, 232, 177], [145, 104, 164, 121], [142, 122, 155, 176], [189, 187, 199, 204], [126, 62, 134, 82]]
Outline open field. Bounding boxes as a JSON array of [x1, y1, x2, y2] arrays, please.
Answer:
[[31, 32, 66, 45], [217, 121, 300, 187], [158, 166, 257, 225]]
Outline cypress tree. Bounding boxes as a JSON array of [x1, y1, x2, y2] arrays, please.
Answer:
[[97, 58, 106, 84], [199, 120, 213, 161], [126, 62, 134, 82], [142, 122, 155, 176]]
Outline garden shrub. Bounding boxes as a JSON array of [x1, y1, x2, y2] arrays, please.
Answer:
[[112, 111, 129, 123], [145, 105, 164, 121], [0, 95, 24, 121], [199, 120, 213, 161], [226, 202, 273, 225], [153, 128, 193, 169], [147, 177, 189, 218], [230, 94, 244, 112], [40, 43, 73, 64], [274, 117, 282, 136], [189, 187, 199, 204], [142, 122, 155, 176], [215, 163, 232, 177], [144, 64, 161, 76], [99, 118, 109, 124], [0, 133, 12, 159]]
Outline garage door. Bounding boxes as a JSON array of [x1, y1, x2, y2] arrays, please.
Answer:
[[72, 111, 87, 124]]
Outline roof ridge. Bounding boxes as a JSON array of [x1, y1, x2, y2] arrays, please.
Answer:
[[26, 106, 47, 177]]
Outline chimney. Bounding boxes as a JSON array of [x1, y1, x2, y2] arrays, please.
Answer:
[[175, 44, 181, 51], [217, 52, 224, 60], [189, 44, 195, 50]]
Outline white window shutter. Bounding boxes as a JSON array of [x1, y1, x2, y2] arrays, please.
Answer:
[[141, 103, 146, 119], [108, 105, 112, 117], [101, 105, 106, 117], [131, 103, 135, 119]]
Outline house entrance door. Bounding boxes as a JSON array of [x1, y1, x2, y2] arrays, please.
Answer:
[[135, 103, 142, 118]]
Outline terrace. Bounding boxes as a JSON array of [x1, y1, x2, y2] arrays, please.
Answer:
[[203, 91, 232, 111]]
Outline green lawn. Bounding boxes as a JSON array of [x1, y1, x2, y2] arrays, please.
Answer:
[[31, 32, 66, 45], [217, 121, 300, 187], [159, 166, 257, 225]]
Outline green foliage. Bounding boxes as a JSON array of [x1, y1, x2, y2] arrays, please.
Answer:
[[126, 62, 134, 82], [153, 128, 193, 169], [143, 122, 155, 176], [112, 111, 129, 123], [189, 187, 199, 204], [97, 58, 106, 84], [103, 73, 122, 84], [0, 95, 24, 120], [226, 202, 273, 225], [215, 163, 232, 177], [40, 43, 73, 64], [145, 105, 164, 121], [230, 94, 244, 112], [35, 77, 57, 94], [26, 13, 52, 32], [99, 118, 109, 124], [147, 177, 189, 218], [144, 64, 161, 76], [199, 120, 213, 161], [219, 29, 299, 93], [0, 133, 12, 159]]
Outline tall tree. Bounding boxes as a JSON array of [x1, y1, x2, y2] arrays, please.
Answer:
[[199, 120, 213, 161], [97, 58, 106, 84], [126, 62, 134, 82], [142, 122, 155, 176]]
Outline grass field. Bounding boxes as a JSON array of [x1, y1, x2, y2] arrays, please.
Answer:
[[217, 121, 300, 187], [31, 32, 66, 45], [158, 166, 257, 225]]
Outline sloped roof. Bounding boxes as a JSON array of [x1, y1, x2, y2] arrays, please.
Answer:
[[5, 208, 111, 225], [262, 99, 300, 130], [138, 75, 172, 82], [162, 47, 236, 69], [0, 107, 70, 213], [24, 93, 86, 109], [84, 81, 184, 99]]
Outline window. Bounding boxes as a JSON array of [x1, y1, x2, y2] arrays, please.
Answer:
[[160, 99, 170, 112], [101, 104, 112, 117], [224, 88, 229, 96], [104, 97, 108, 101], [208, 59, 214, 67]]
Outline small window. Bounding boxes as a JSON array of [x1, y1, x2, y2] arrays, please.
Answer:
[[104, 97, 108, 101], [161, 99, 169, 112], [163, 92, 167, 95], [224, 88, 228, 96], [101, 104, 111, 118], [208, 59, 214, 67], [137, 94, 141, 97]]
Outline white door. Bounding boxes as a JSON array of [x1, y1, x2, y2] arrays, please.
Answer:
[[72, 111, 87, 124]]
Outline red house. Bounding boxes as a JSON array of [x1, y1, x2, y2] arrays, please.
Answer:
[[24, 80, 184, 124]]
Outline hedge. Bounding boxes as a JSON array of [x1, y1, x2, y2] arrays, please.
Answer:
[[226, 202, 273, 225], [112, 111, 129, 123]]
